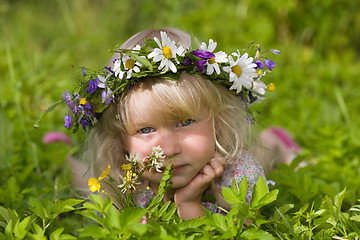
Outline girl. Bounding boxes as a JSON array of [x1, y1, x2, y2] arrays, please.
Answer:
[[64, 28, 280, 220]]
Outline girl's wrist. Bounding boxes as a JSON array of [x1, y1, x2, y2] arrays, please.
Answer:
[[176, 202, 205, 220]]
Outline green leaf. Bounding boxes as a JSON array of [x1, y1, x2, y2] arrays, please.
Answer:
[[250, 175, 268, 209], [28, 197, 48, 221], [119, 207, 147, 227], [104, 205, 120, 230], [239, 175, 248, 202], [0, 206, 18, 228], [143, 38, 159, 49], [78, 225, 110, 238], [252, 189, 279, 209], [273, 204, 294, 221], [124, 50, 153, 71], [334, 188, 346, 209], [222, 187, 241, 205], [240, 228, 276, 240], [13, 216, 30, 239], [51, 199, 84, 216], [49, 228, 64, 240]]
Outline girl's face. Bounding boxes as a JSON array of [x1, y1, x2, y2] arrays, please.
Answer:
[[124, 90, 216, 189]]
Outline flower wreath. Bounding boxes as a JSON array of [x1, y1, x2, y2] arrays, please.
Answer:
[[61, 31, 279, 133]]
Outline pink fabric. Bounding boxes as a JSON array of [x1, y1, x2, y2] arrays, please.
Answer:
[[269, 127, 301, 153], [43, 131, 71, 145]]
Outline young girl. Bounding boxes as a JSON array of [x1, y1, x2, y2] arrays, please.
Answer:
[[63, 28, 280, 220]]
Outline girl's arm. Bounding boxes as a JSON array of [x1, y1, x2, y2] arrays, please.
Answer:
[[174, 152, 225, 220]]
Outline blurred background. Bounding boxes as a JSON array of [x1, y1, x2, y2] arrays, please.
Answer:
[[1, 0, 360, 217]]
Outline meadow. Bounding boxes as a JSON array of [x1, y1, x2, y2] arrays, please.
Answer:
[[1, 0, 360, 239]]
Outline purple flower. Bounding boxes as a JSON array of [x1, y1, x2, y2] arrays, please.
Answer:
[[271, 49, 280, 54], [64, 115, 72, 128], [249, 91, 254, 101], [82, 67, 87, 76], [102, 90, 114, 105], [80, 118, 88, 131], [191, 50, 215, 59], [195, 59, 207, 73], [184, 57, 191, 66], [86, 77, 98, 94], [62, 90, 80, 115], [265, 59, 276, 71], [255, 60, 264, 69]]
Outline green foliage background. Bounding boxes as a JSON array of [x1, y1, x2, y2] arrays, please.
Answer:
[[1, 0, 360, 238]]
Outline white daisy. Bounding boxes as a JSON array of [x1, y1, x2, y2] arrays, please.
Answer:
[[148, 31, 185, 73], [97, 73, 112, 89], [113, 45, 142, 79], [199, 39, 228, 75], [223, 53, 258, 93]]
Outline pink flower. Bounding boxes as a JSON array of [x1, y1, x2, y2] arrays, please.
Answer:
[[139, 215, 149, 224], [43, 131, 71, 145]]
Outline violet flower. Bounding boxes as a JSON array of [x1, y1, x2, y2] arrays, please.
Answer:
[[80, 118, 89, 131], [86, 77, 98, 94], [255, 60, 264, 69], [183, 57, 191, 66], [82, 67, 87, 76], [62, 90, 80, 115], [271, 49, 280, 54], [191, 49, 215, 59], [195, 59, 207, 73], [265, 59, 276, 71], [64, 115, 72, 128], [102, 90, 114, 105]]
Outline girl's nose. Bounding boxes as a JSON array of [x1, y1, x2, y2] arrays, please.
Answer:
[[159, 130, 181, 157]]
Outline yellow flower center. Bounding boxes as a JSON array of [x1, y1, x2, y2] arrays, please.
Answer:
[[208, 58, 215, 64], [256, 69, 261, 76], [232, 65, 242, 77], [79, 98, 87, 105], [124, 170, 137, 182], [267, 83, 276, 91], [125, 59, 135, 69], [162, 46, 172, 59]]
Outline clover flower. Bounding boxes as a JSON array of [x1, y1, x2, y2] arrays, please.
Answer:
[[148, 31, 185, 73], [198, 39, 228, 75], [223, 53, 258, 93], [145, 145, 166, 172]]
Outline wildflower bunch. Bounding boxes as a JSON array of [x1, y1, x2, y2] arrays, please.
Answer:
[[88, 146, 167, 208], [61, 31, 279, 132]]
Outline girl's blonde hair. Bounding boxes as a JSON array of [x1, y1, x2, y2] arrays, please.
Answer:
[[82, 28, 257, 210]]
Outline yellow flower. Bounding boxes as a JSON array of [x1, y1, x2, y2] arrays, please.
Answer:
[[98, 165, 110, 180], [79, 98, 87, 105], [267, 83, 276, 91], [124, 170, 137, 183], [88, 177, 101, 192], [121, 164, 132, 171]]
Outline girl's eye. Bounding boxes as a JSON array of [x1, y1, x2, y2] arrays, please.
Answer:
[[138, 127, 155, 134], [176, 119, 194, 127]]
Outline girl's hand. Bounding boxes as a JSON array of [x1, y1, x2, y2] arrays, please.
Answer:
[[174, 152, 225, 220]]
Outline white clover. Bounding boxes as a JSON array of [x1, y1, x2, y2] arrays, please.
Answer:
[[199, 39, 228, 75], [145, 145, 166, 172], [223, 53, 258, 93], [148, 31, 185, 73]]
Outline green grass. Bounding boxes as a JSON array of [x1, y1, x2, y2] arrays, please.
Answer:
[[1, 0, 360, 238]]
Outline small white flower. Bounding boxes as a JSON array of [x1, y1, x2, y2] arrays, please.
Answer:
[[252, 79, 267, 95], [97, 73, 111, 89], [113, 45, 142, 79], [223, 53, 258, 93], [148, 31, 185, 73], [199, 39, 228, 75]]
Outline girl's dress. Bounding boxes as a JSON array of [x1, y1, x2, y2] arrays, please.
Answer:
[[134, 151, 266, 214]]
